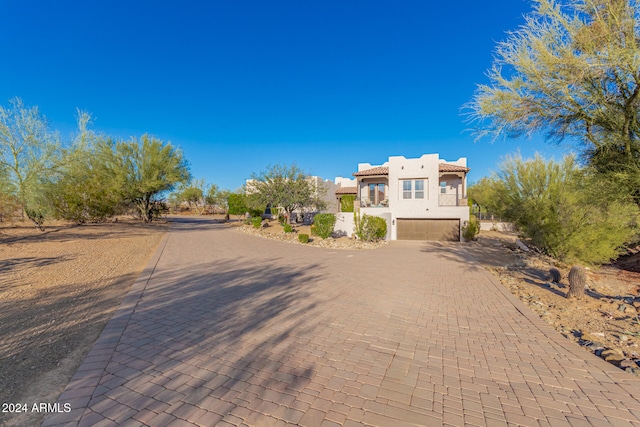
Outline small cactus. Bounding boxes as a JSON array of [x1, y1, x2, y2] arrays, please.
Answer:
[[548, 268, 561, 284], [567, 266, 586, 299]]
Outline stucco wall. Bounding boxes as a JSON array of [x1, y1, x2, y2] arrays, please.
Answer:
[[334, 212, 392, 241], [334, 213, 355, 237], [311, 177, 339, 213], [386, 155, 469, 240], [335, 176, 356, 187], [479, 221, 516, 232]]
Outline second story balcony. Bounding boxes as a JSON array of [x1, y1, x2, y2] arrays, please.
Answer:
[[439, 194, 468, 207], [357, 197, 389, 208]]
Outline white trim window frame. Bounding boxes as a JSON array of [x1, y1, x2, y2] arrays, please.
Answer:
[[402, 180, 412, 199], [400, 179, 427, 199]]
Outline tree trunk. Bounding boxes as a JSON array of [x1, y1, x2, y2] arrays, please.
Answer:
[[137, 197, 153, 223]]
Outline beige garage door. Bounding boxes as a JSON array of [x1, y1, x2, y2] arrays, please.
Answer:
[[396, 219, 460, 241]]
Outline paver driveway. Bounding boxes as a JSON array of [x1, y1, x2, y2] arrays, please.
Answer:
[[42, 217, 640, 427]]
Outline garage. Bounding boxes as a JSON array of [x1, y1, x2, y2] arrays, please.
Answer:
[[396, 219, 460, 241]]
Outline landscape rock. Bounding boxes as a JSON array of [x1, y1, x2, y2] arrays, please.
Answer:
[[601, 349, 625, 364], [237, 225, 388, 250], [515, 239, 530, 252], [619, 359, 639, 369]]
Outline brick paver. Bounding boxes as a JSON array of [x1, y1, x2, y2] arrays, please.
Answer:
[[41, 217, 640, 426]]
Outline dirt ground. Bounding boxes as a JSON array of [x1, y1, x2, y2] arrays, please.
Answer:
[[0, 218, 168, 427], [1, 217, 639, 426]]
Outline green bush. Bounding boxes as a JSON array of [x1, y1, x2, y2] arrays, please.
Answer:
[[228, 193, 248, 218], [462, 215, 480, 241], [340, 195, 355, 213], [298, 233, 309, 243], [312, 213, 336, 238], [283, 223, 293, 233], [354, 214, 387, 242], [251, 216, 262, 228], [485, 154, 638, 264], [248, 207, 264, 218]]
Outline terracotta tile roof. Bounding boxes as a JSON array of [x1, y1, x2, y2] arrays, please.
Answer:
[[439, 163, 470, 173], [335, 186, 357, 195], [353, 166, 389, 177]]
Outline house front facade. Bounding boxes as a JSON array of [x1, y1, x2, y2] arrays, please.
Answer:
[[335, 154, 470, 241]]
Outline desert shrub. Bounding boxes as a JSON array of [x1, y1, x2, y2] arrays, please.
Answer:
[[251, 216, 262, 228], [462, 214, 480, 241], [354, 214, 387, 242], [340, 195, 355, 213], [283, 223, 293, 233], [312, 213, 336, 238], [298, 233, 309, 243], [0, 193, 21, 222], [228, 193, 248, 220], [248, 207, 263, 218], [485, 154, 638, 264]]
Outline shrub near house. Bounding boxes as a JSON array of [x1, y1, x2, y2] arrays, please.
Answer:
[[312, 213, 336, 238], [355, 214, 387, 242]]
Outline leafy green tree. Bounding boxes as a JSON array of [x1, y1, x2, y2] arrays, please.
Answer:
[[173, 179, 208, 214], [467, 176, 504, 219], [489, 154, 637, 264], [42, 112, 123, 222], [99, 134, 191, 222], [466, 0, 640, 206], [0, 161, 19, 221], [209, 187, 230, 215], [249, 164, 326, 223], [0, 98, 62, 224], [227, 192, 248, 220], [203, 183, 219, 212]]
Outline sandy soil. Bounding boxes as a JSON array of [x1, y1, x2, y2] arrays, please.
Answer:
[[1, 217, 638, 426], [0, 218, 168, 427]]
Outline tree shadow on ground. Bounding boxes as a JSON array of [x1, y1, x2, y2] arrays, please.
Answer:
[[0, 221, 169, 245], [520, 268, 567, 298], [0, 255, 73, 275], [0, 271, 142, 411], [420, 241, 494, 272], [44, 258, 325, 425]]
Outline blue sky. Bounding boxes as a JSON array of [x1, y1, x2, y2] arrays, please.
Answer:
[[0, 0, 570, 190]]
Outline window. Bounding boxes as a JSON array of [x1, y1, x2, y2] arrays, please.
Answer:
[[401, 179, 426, 199], [415, 180, 424, 199], [402, 180, 412, 199], [368, 183, 386, 205], [440, 181, 447, 194]]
